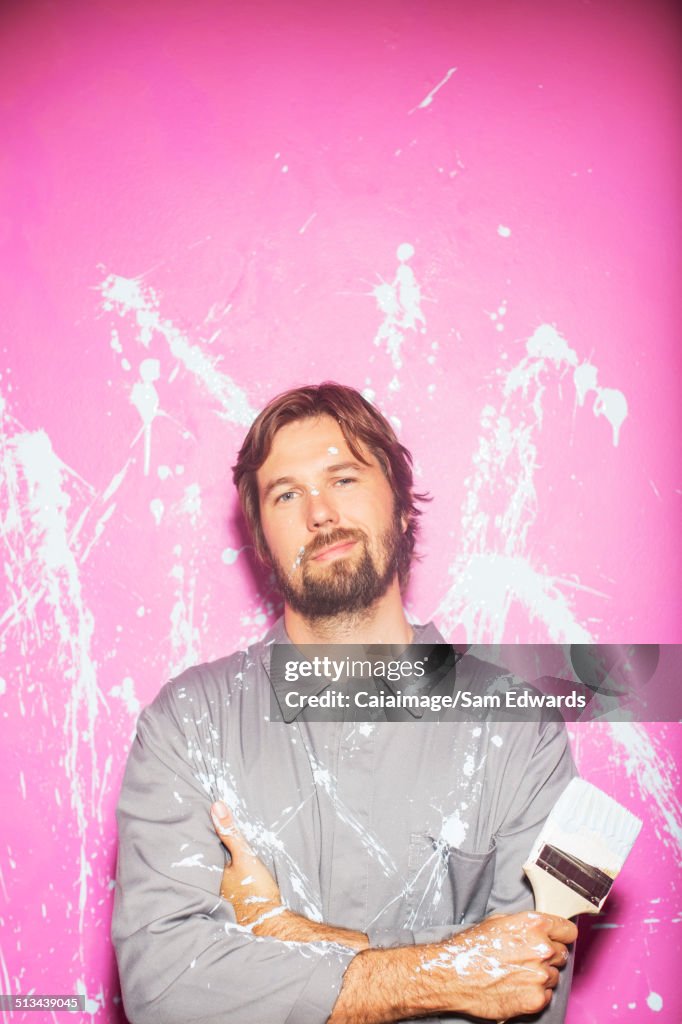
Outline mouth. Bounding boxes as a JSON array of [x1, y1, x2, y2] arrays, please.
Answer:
[[311, 539, 358, 563]]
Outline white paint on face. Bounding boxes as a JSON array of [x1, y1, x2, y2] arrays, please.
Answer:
[[409, 66, 457, 112], [289, 545, 306, 576], [327, 446, 338, 454]]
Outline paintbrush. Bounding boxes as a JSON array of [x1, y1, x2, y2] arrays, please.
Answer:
[[523, 777, 642, 919], [498, 779, 641, 1023]]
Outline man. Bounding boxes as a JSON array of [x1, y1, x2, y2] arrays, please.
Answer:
[[113, 383, 577, 1023]]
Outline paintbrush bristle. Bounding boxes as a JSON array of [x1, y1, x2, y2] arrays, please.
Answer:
[[529, 778, 642, 878]]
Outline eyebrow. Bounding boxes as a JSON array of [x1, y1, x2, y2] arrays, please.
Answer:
[[261, 462, 368, 501]]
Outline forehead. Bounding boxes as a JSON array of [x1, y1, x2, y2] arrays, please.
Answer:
[[257, 415, 374, 489]]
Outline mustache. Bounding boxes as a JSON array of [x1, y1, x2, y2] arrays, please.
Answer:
[[303, 528, 367, 561]]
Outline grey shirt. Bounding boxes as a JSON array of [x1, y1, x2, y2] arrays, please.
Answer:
[[113, 620, 576, 1024]]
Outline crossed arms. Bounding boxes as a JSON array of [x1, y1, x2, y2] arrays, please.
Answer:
[[113, 683, 577, 1024], [211, 801, 576, 1023]]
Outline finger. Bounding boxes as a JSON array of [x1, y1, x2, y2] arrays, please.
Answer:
[[543, 915, 578, 944], [211, 801, 254, 862], [548, 942, 569, 968], [545, 966, 560, 990]]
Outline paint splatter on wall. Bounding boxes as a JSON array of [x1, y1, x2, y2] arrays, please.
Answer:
[[1, 0, 679, 1021]]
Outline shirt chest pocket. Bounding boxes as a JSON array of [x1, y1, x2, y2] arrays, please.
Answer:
[[404, 833, 497, 929]]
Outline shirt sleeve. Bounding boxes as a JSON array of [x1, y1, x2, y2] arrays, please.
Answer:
[[112, 687, 355, 1024]]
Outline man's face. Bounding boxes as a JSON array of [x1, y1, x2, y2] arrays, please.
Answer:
[[257, 415, 404, 618]]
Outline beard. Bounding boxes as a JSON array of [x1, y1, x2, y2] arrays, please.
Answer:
[[269, 518, 403, 620]]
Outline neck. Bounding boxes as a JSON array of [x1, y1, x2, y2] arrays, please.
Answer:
[[283, 578, 413, 646]]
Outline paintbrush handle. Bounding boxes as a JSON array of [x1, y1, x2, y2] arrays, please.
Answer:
[[524, 861, 601, 919], [497, 865, 597, 1023]]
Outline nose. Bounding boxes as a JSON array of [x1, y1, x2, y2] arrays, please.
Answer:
[[306, 489, 340, 531]]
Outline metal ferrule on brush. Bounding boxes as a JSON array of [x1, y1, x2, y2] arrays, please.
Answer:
[[537, 843, 613, 908]]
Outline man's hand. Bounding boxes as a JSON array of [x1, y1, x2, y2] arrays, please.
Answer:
[[210, 801, 283, 929], [328, 911, 577, 1024], [428, 911, 576, 1020], [211, 801, 368, 950]]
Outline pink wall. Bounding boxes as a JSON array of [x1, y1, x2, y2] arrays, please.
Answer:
[[1, 0, 680, 1020]]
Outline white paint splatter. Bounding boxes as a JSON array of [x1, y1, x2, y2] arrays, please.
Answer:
[[130, 358, 160, 475], [109, 676, 141, 716], [289, 545, 305, 576], [149, 498, 164, 525], [0, 407, 101, 947], [410, 67, 457, 112], [646, 992, 663, 1012], [171, 852, 209, 869], [497, 225, 511, 237], [75, 979, 103, 1016], [169, 542, 200, 675], [299, 212, 317, 234], [593, 387, 628, 447], [100, 274, 256, 425], [608, 723, 682, 860], [435, 323, 625, 642], [372, 243, 426, 369], [222, 546, 248, 565], [440, 809, 468, 849]]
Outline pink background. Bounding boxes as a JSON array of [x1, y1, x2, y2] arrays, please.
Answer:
[[1, 0, 680, 1020]]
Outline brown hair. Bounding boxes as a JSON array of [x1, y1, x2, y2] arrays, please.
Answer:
[[232, 382, 429, 588]]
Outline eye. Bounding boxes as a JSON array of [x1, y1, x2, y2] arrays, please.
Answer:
[[334, 477, 356, 486], [275, 490, 297, 505]]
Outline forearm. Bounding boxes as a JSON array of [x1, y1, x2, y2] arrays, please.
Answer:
[[328, 913, 577, 1024], [257, 908, 369, 952], [328, 943, 450, 1024]]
